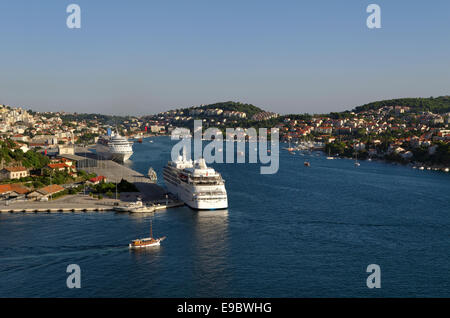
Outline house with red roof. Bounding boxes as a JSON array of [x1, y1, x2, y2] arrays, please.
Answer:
[[46, 163, 72, 171], [0, 184, 30, 199], [87, 176, 107, 185], [27, 184, 65, 201]]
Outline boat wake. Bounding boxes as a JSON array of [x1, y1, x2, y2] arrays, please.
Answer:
[[0, 245, 128, 262]]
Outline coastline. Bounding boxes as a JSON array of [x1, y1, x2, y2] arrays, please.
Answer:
[[295, 147, 450, 172]]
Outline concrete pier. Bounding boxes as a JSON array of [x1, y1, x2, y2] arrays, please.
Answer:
[[0, 194, 115, 213], [0, 147, 185, 214], [0, 207, 111, 213], [61, 149, 167, 202]]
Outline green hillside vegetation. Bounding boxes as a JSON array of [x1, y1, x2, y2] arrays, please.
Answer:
[[168, 101, 267, 132], [0, 139, 49, 168], [59, 113, 132, 126], [4, 166, 97, 188], [411, 141, 450, 165], [353, 96, 450, 114], [190, 101, 264, 118]]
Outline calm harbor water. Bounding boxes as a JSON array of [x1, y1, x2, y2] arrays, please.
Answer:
[[1, 136, 450, 297]]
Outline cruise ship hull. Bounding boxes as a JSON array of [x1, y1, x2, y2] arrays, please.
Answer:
[[111, 152, 132, 162], [163, 156, 228, 210], [96, 144, 132, 163], [165, 181, 228, 210]]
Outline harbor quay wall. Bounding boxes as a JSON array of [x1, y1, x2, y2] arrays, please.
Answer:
[[0, 193, 183, 213], [0, 197, 114, 213]]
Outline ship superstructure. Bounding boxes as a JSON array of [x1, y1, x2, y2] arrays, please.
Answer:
[[163, 152, 228, 210], [96, 131, 133, 162]]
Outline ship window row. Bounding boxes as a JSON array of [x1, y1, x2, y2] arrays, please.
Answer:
[[194, 192, 227, 197], [194, 197, 227, 201], [190, 176, 222, 181], [189, 181, 224, 185]]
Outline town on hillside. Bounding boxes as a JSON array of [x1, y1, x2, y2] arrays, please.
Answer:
[[0, 97, 449, 202], [279, 104, 450, 169]]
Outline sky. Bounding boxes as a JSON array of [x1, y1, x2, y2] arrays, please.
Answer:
[[0, 0, 449, 115]]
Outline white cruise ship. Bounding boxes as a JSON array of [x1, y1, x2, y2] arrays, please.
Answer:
[[163, 154, 228, 210], [96, 132, 133, 163]]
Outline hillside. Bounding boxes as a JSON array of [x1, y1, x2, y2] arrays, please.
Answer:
[[353, 96, 450, 114], [0, 139, 49, 169], [59, 113, 131, 126], [188, 101, 264, 118]]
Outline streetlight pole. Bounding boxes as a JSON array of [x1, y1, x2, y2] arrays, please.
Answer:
[[49, 170, 52, 201]]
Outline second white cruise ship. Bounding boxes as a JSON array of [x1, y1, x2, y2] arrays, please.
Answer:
[[163, 153, 228, 210], [96, 132, 133, 163]]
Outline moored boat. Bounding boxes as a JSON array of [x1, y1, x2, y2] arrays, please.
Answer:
[[163, 148, 228, 210], [354, 151, 360, 167], [284, 139, 295, 153], [114, 197, 144, 212], [96, 130, 133, 163], [326, 148, 335, 160]]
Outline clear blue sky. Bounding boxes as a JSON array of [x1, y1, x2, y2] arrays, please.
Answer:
[[0, 0, 449, 115]]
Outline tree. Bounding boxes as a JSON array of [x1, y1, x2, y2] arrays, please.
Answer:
[[325, 141, 347, 156]]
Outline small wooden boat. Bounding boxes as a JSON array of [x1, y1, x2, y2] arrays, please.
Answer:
[[129, 220, 166, 249], [304, 161, 310, 167]]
